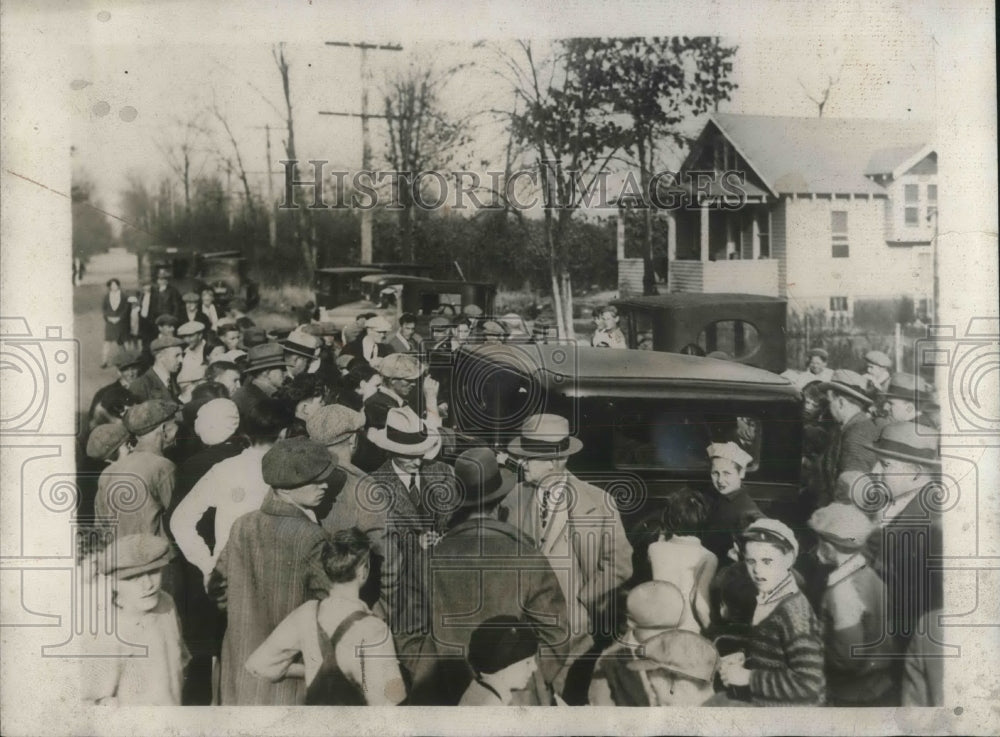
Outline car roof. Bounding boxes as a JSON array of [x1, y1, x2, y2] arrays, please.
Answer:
[[360, 273, 433, 284], [457, 342, 798, 398], [612, 293, 786, 309], [408, 280, 496, 289], [316, 267, 386, 275]]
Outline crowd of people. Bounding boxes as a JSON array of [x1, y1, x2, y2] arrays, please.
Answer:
[[77, 269, 945, 708]]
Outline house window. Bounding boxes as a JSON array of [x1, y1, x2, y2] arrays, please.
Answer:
[[757, 213, 770, 258], [927, 184, 937, 202], [831, 211, 849, 258], [903, 183, 920, 227], [830, 296, 848, 313], [904, 184, 919, 203], [905, 207, 919, 226]]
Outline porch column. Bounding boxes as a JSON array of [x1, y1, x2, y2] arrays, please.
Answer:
[[616, 211, 626, 260], [700, 202, 710, 262], [725, 215, 736, 258], [752, 211, 761, 260], [666, 211, 677, 262]]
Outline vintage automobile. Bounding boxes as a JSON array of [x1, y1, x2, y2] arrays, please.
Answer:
[[317, 272, 433, 329], [137, 246, 259, 310], [370, 262, 439, 278], [610, 293, 788, 374], [200, 250, 260, 310], [399, 280, 497, 336], [313, 266, 386, 311], [439, 341, 804, 541]]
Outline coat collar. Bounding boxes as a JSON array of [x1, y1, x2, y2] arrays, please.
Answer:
[[261, 489, 315, 520], [826, 553, 868, 588]]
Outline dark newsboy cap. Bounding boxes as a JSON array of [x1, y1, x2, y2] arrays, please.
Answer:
[[467, 615, 539, 675], [262, 437, 339, 489], [124, 400, 179, 436], [150, 336, 186, 353]]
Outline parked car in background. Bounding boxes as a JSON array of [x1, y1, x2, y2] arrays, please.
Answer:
[[137, 245, 259, 310], [611, 293, 788, 374], [313, 266, 386, 313]]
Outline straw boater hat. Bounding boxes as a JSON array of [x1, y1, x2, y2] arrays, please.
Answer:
[[369, 406, 441, 458], [507, 413, 582, 459], [819, 369, 874, 406], [453, 447, 516, 509], [865, 421, 941, 469]]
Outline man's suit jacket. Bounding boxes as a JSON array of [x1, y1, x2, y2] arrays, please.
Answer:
[[500, 473, 633, 671], [231, 380, 271, 432], [129, 367, 178, 403], [404, 517, 572, 705], [341, 335, 394, 364], [180, 308, 212, 332], [150, 286, 184, 322], [209, 490, 332, 705], [821, 411, 879, 500], [357, 459, 456, 636], [386, 332, 423, 354]]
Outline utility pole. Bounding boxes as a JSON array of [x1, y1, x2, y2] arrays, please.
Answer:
[[324, 41, 403, 264], [248, 124, 279, 247]]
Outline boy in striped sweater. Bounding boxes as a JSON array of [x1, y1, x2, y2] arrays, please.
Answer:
[[717, 519, 826, 705]]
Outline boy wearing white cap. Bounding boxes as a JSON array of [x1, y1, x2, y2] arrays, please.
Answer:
[[702, 442, 763, 562], [716, 518, 825, 706], [808, 503, 897, 705]]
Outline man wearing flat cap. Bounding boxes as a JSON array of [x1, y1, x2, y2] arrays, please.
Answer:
[[818, 369, 879, 505], [95, 400, 181, 596], [209, 437, 341, 705], [130, 336, 184, 403], [864, 350, 892, 394], [341, 314, 395, 368], [589, 580, 693, 706], [403, 447, 570, 706], [863, 422, 943, 663], [88, 349, 143, 428], [808, 503, 897, 705], [501, 413, 633, 703], [181, 291, 211, 331]]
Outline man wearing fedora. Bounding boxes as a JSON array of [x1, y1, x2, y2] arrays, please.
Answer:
[[231, 343, 287, 425], [818, 369, 879, 505], [208, 437, 342, 705], [342, 315, 396, 368], [883, 372, 939, 429], [403, 447, 570, 706], [500, 413, 633, 703], [360, 407, 457, 644], [863, 422, 943, 657], [280, 330, 320, 384], [130, 336, 185, 404]]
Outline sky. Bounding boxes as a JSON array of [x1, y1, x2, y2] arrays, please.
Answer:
[[63, 1, 938, 223]]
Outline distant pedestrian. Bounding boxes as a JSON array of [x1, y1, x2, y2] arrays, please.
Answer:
[[101, 278, 130, 368]]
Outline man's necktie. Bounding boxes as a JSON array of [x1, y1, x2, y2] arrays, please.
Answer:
[[540, 487, 551, 532], [408, 475, 423, 516]]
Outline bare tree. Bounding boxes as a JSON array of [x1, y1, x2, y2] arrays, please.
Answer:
[[209, 95, 257, 224], [273, 42, 315, 272], [154, 114, 211, 213], [798, 57, 844, 117], [382, 55, 473, 261]]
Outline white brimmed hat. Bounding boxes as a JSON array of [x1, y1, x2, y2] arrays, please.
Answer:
[[369, 406, 441, 458], [506, 414, 582, 459]]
